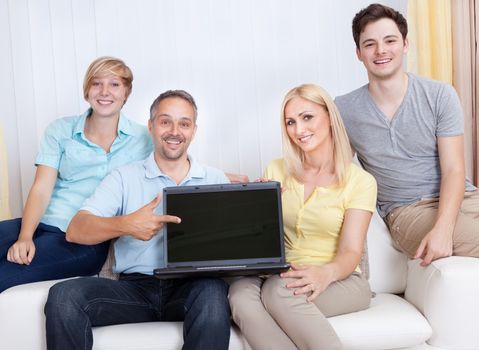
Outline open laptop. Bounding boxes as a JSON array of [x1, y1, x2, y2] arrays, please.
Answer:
[[154, 181, 290, 279]]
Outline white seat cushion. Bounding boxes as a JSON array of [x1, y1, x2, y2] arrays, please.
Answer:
[[92, 293, 431, 350], [0, 279, 71, 350], [0, 281, 431, 350], [93, 322, 245, 350], [330, 293, 432, 350]]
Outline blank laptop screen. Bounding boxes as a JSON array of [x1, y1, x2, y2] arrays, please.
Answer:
[[165, 187, 282, 263]]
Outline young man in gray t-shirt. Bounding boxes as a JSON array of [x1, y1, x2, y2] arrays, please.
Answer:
[[335, 4, 479, 266]]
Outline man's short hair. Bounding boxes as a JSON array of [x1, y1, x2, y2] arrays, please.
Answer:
[[352, 3, 408, 49], [149, 90, 198, 122]]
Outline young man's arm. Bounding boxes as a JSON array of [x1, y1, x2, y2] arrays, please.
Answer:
[[414, 135, 465, 265], [67, 194, 180, 245]]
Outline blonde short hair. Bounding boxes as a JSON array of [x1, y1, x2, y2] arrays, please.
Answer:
[[83, 56, 133, 102], [280, 83, 352, 184]]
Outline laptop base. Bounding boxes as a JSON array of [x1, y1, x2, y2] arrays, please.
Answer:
[[154, 263, 290, 280]]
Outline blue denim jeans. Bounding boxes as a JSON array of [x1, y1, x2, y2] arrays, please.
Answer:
[[0, 218, 109, 292], [45, 274, 231, 350]]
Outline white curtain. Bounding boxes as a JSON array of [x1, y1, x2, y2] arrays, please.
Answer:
[[0, 0, 407, 216], [0, 125, 11, 220], [451, 0, 479, 185]]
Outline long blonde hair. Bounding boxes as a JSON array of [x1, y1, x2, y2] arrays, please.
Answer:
[[280, 83, 352, 185]]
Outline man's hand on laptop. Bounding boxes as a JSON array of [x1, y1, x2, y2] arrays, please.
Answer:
[[126, 194, 181, 241], [226, 172, 250, 183]]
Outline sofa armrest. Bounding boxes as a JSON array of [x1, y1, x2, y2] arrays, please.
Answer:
[[405, 257, 479, 349], [0, 279, 72, 350]]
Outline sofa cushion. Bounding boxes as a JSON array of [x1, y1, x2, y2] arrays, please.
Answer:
[[330, 293, 432, 350], [92, 322, 245, 350], [0, 279, 244, 350], [92, 293, 431, 350], [0, 279, 71, 350], [0, 279, 431, 350], [98, 241, 119, 280]]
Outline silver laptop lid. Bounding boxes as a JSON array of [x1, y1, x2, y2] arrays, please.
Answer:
[[163, 181, 285, 268]]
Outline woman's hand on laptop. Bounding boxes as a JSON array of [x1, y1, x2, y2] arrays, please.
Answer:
[[255, 177, 271, 183], [125, 194, 181, 241], [256, 178, 287, 193]]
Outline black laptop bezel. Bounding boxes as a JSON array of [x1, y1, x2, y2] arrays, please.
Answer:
[[161, 181, 286, 269]]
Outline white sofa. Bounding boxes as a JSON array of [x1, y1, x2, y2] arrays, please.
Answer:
[[1, 210, 478, 350]]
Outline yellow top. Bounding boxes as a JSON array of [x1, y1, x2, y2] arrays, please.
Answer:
[[265, 159, 377, 266]]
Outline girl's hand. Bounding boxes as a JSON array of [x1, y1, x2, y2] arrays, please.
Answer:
[[280, 263, 335, 302], [7, 239, 36, 265]]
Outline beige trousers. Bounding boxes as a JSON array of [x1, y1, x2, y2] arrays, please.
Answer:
[[385, 190, 479, 258], [229, 273, 371, 350]]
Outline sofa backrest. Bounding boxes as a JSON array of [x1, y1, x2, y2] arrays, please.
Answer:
[[367, 210, 408, 294]]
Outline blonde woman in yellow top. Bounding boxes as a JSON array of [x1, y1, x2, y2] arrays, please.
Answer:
[[229, 84, 377, 349]]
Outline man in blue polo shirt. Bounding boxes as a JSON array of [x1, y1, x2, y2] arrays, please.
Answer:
[[44, 90, 231, 350]]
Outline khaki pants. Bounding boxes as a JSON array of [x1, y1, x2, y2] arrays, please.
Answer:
[[385, 190, 479, 258], [228, 273, 371, 350]]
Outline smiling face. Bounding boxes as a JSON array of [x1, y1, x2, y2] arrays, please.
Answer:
[[284, 96, 331, 155], [86, 74, 127, 119], [356, 18, 409, 81], [149, 97, 197, 162]]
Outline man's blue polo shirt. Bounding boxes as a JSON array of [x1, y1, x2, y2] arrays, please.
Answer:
[[36, 109, 152, 232], [81, 153, 230, 275]]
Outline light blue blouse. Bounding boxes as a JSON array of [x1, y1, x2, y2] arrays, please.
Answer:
[[35, 109, 152, 232]]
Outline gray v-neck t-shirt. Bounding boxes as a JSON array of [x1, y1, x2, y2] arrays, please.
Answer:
[[335, 73, 476, 217]]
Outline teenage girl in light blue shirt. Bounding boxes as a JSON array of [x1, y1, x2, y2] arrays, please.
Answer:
[[0, 57, 152, 292]]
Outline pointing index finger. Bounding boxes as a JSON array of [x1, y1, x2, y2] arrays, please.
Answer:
[[161, 215, 181, 224]]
